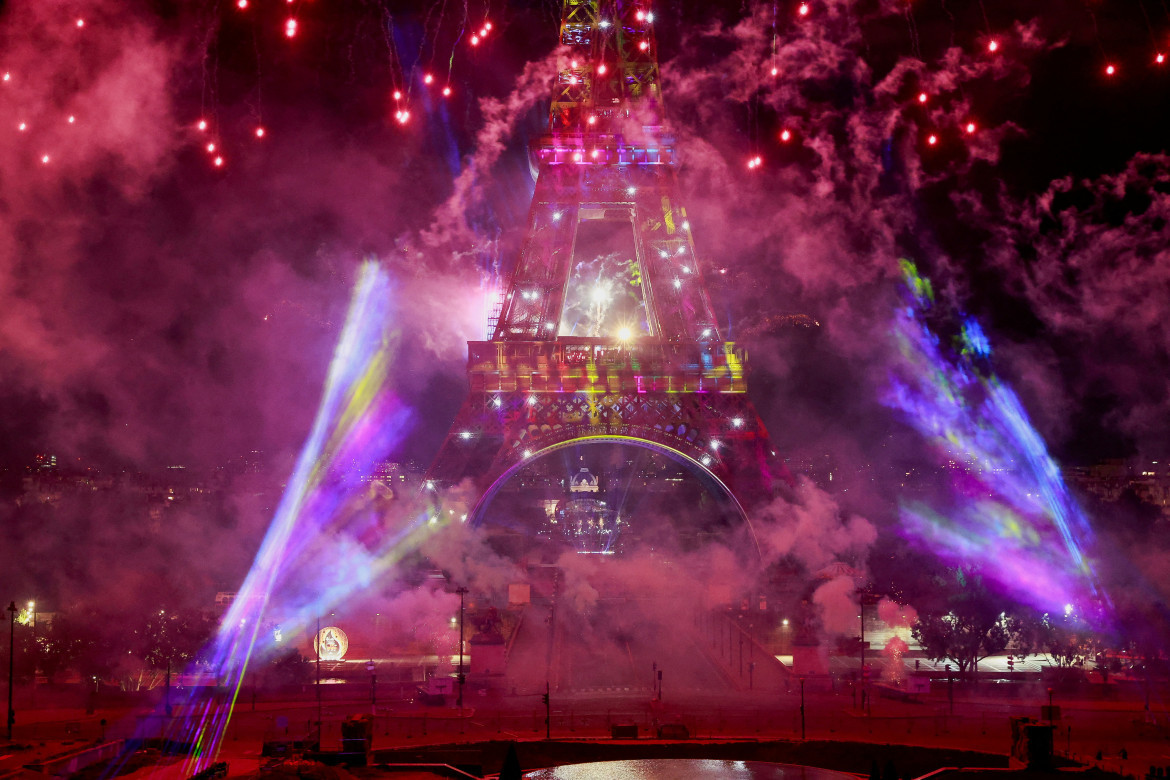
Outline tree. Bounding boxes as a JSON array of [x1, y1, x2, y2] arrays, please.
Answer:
[[911, 568, 1024, 678], [138, 607, 214, 673], [1029, 611, 1097, 669]]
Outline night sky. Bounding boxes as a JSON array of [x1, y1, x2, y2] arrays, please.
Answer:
[[1, 0, 1169, 614]]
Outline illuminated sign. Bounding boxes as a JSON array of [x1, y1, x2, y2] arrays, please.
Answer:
[[314, 626, 348, 661]]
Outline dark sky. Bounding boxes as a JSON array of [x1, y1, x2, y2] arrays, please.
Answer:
[[1, 0, 1168, 480]]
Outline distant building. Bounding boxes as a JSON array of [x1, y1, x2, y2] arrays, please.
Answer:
[[1065, 458, 1170, 517], [552, 461, 625, 554]]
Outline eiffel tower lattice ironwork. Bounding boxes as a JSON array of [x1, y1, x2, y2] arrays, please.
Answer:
[[427, 0, 781, 519]]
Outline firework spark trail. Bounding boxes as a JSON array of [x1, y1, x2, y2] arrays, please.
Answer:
[[148, 260, 436, 774], [884, 260, 1104, 617]]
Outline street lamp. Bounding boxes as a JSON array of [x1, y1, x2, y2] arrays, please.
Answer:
[[455, 586, 468, 713], [367, 660, 376, 714], [7, 601, 16, 740], [946, 663, 954, 714], [798, 675, 806, 740], [315, 614, 322, 743], [27, 602, 35, 679]]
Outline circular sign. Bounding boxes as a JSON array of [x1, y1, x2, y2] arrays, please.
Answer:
[[314, 626, 348, 661]]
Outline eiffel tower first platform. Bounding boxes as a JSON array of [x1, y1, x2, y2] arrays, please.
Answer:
[[426, 0, 783, 521]]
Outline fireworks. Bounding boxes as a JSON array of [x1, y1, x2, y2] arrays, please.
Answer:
[[2, 0, 1162, 181]]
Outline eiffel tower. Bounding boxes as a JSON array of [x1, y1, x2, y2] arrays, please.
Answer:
[[427, 0, 782, 521]]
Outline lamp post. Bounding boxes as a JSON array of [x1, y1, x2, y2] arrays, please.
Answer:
[[27, 602, 36, 710], [315, 614, 322, 744], [27, 602, 35, 678], [455, 587, 468, 713], [7, 601, 16, 740], [367, 660, 376, 714], [946, 663, 954, 714], [798, 675, 806, 740]]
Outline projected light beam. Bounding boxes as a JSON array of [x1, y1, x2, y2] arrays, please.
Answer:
[[883, 260, 1105, 618], [155, 260, 450, 774]]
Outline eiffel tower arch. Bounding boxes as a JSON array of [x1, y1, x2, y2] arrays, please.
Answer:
[[427, 0, 783, 532]]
